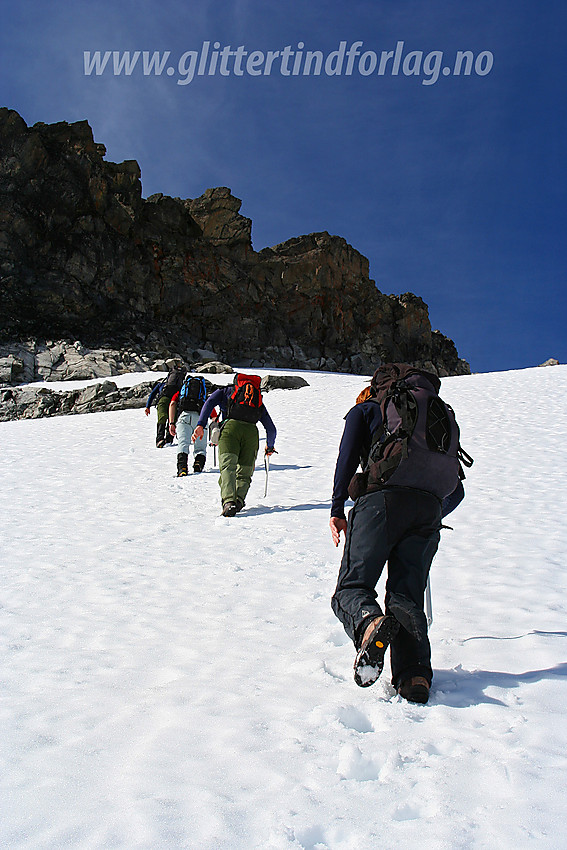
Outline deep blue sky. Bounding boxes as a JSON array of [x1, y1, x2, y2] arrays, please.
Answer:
[[1, 0, 565, 372]]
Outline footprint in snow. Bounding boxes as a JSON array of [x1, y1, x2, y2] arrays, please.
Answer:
[[325, 630, 349, 647], [337, 743, 380, 781], [391, 803, 423, 821], [336, 705, 374, 733]]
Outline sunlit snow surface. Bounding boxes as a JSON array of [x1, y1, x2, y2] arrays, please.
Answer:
[[1, 366, 567, 849]]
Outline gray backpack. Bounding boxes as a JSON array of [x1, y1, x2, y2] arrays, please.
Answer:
[[348, 364, 473, 501]]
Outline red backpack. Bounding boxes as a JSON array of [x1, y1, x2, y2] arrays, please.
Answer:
[[227, 374, 263, 423]]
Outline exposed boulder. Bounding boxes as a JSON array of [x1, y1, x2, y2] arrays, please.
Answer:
[[193, 361, 234, 374], [192, 347, 221, 363], [260, 375, 310, 392]]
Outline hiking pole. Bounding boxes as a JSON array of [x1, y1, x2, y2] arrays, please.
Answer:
[[264, 452, 269, 497], [425, 576, 433, 627], [214, 444, 217, 467]]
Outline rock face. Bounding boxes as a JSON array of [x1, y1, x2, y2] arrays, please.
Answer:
[[0, 108, 469, 376]]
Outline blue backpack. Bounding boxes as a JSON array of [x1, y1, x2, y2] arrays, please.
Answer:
[[178, 375, 207, 413]]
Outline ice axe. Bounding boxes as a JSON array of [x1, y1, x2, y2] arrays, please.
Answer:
[[425, 576, 433, 627], [208, 419, 221, 468], [264, 448, 277, 497]]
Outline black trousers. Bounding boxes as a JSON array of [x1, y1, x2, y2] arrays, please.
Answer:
[[331, 488, 441, 687]]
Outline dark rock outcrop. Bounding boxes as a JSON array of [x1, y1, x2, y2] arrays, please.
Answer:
[[0, 379, 154, 422], [260, 374, 310, 392], [0, 371, 308, 422], [0, 108, 470, 376]]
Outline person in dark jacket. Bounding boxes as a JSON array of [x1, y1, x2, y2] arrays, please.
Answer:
[[192, 376, 277, 517], [144, 365, 187, 448], [329, 375, 465, 705], [145, 380, 173, 448]]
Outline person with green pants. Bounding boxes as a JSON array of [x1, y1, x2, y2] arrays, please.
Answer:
[[145, 379, 173, 448], [192, 374, 277, 516], [145, 365, 187, 447]]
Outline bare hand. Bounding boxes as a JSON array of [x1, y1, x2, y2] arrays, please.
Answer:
[[192, 425, 204, 443], [329, 517, 347, 547], [169, 423, 176, 436]]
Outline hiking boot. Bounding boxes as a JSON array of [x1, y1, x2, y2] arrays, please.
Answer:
[[156, 439, 166, 448], [235, 498, 245, 513], [353, 615, 398, 688], [193, 454, 206, 473], [222, 501, 238, 517], [398, 677, 430, 704], [177, 452, 188, 476]]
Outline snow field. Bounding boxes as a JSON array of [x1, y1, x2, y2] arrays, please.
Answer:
[[1, 366, 567, 849]]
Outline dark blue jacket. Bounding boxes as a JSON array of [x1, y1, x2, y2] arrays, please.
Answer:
[[331, 400, 464, 520], [146, 380, 165, 408], [197, 386, 277, 449]]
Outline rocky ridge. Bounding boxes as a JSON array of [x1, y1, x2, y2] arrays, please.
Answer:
[[0, 108, 469, 376]]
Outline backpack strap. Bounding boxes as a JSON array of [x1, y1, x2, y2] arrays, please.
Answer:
[[370, 382, 416, 452], [458, 446, 474, 468], [194, 376, 207, 402], [359, 398, 384, 470], [457, 445, 474, 480]]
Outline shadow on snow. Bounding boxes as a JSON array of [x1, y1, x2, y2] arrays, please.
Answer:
[[244, 501, 331, 516], [433, 661, 567, 707]]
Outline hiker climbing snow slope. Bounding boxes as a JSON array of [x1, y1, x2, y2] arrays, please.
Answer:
[[192, 373, 277, 516], [330, 363, 472, 704]]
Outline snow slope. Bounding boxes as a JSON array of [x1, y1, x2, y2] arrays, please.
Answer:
[[1, 365, 567, 850]]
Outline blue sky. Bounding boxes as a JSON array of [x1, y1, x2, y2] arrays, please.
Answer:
[[1, 0, 565, 372]]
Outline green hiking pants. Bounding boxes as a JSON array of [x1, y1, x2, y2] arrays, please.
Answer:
[[156, 394, 170, 424], [156, 394, 173, 444], [218, 419, 259, 505]]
